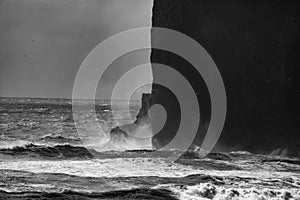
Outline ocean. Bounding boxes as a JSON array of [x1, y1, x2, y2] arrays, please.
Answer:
[[0, 97, 299, 200]]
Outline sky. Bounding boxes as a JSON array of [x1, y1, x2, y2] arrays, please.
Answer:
[[0, 0, 153, 99]]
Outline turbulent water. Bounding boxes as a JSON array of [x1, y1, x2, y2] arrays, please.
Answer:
[[0, 97, 299, 200]]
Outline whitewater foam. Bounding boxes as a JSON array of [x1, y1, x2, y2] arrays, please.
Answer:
[[163, 183, 300, 200], [0, 158, 299, 180]]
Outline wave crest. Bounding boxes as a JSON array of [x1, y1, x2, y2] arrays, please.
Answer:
[[0, 143, 93, 159]]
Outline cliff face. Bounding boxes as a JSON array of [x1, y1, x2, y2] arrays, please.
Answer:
[[151, 0, 300, 154]]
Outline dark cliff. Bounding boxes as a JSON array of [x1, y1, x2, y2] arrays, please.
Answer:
[[150, 0, 300, 155]]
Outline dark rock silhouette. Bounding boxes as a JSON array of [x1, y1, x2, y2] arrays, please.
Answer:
[[108, 94, 152, 150], [150, 0, 300, 154]]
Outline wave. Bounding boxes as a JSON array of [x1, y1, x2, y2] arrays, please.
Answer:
[[1, 170, 299, 200], [98, 125, 153, 151], [164, 182, 300, 200], [39, 134, 81, 144], [0, 140, 30, 149], [0, 188, 178, 200], [0, 143, 93, 159]]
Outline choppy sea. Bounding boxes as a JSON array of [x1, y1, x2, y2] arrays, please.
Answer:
[[0, 97, 299, 200]]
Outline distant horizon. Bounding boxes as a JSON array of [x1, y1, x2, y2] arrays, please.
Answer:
[[0, 95, 145, 101]]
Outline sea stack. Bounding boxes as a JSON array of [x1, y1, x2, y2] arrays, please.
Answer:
[[109, 93, 152, 150]]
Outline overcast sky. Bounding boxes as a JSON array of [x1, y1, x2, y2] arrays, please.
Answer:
[[0, 0, 153, 98]]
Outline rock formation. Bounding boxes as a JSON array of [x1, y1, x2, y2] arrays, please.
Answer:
[[108, 93, 152, 150], [150, 0, 300, 155]]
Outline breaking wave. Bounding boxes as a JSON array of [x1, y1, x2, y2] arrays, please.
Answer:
[[38, 134, 81, 144], [164, 183, 300, 200], [0, 143, 93, 159], [0, 188, 177, 200]]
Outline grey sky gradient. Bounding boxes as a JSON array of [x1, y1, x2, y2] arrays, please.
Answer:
[[0, 0, 153, 98]]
